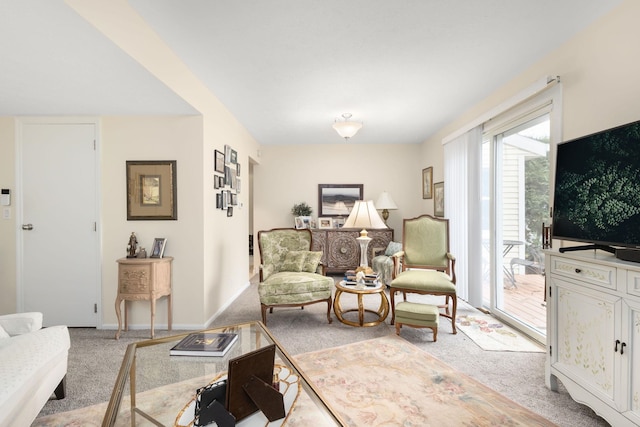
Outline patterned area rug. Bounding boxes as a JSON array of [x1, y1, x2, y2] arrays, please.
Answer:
[[455, 312, 545, 352], [295, 335, 556, 426], [35, 335, 552, 426]]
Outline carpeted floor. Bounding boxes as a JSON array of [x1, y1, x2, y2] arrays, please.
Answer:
[[35, 275, 610, 426]]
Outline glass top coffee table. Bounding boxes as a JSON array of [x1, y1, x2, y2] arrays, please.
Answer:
[[103, 321, 345, 426]]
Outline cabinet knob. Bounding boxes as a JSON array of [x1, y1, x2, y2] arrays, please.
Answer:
[[574, 268, 582, 274]]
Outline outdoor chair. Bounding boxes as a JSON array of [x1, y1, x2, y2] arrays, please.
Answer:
[[257, 228, 333, 325], [508, 246, 545, 288], [389, 214, 457, 334]]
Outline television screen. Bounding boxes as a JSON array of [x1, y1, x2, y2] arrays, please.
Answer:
[[552, 119, 640, 248]]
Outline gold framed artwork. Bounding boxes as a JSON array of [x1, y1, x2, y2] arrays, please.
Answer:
[[434, 181, 444, 217], [126, 160, 177, 220], [422, 167, 433, 199]]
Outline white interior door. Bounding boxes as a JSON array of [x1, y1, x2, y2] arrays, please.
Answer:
[[20, 121, 99, 327]]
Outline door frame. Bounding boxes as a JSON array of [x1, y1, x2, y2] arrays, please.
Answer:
[[15, 116, 103, 327]]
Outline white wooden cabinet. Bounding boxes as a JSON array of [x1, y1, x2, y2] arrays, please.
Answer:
[[546, 250, 640, 426]]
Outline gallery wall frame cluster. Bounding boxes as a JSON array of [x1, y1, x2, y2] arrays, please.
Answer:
[[214, 145, 241, 217]]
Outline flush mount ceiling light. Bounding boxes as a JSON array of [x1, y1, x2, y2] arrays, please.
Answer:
[[332, 113, 363, 140]]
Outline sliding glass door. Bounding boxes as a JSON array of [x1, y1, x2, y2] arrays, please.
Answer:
[[481, 112, 550, 342]]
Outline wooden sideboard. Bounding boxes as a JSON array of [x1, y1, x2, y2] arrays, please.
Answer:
[[311, 228, 393, 274], [115, 257, 173, 340]]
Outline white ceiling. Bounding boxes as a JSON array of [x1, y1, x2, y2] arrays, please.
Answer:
[[0, 1, 623, 145]]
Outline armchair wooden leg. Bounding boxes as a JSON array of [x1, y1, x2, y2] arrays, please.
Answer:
[[390, 289, 396, 325], [261, 304, 268, 325], [326, 297, 333, 324], [54, 376, 66, 399]]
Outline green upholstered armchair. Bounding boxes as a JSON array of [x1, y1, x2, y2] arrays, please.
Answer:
[[257, 228, 333, 325], [389, 215, 458, 334]]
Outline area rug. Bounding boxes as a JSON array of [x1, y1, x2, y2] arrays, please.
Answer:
[[455, 312, 545, 352], [295, 334, 556, 426], [35, 335, 553, 426]]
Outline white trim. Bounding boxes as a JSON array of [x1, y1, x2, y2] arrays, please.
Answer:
[[443, 75, 560, 145]]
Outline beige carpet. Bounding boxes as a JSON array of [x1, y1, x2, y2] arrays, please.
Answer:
[[35, 334, 556, 426], [455, 312, 545, 352]]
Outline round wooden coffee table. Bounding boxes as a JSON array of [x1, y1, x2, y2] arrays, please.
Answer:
[[333, 280, 389, 327]]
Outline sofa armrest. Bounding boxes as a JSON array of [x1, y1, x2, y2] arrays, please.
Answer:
[[0, 313, 43, 336]]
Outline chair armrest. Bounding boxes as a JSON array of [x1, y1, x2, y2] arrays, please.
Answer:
[[0, 312, 43, 336], [447, 253, 457, 284], [316, 262, 327, 276], [391, 251, 405, 279]]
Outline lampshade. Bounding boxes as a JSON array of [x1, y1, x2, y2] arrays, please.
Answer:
[[333, 113, 363, 140], [375, 192, 397, 210], [343, 200, 387, 230]]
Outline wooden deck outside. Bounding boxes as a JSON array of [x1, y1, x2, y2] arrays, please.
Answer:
[[484, 273, 547, 333]]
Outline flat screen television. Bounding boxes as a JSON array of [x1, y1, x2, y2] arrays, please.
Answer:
[[552, 119, 640, 253]]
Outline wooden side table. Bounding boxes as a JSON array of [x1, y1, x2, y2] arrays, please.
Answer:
[[333, 280, 389, 327], [115, 257, 173, 339]]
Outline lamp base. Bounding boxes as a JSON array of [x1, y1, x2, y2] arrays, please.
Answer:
[[356, 234, 372, 267]]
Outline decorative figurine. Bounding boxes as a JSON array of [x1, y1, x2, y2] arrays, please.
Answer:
[[127, 232, 138, 258], [137, 247, 147, 258]]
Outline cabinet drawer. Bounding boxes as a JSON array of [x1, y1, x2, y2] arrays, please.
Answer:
[[549, 256, 616, 290], [626, 270, 640, 298]]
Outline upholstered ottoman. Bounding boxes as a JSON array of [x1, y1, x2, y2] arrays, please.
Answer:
[[394, 301, 439, 341]]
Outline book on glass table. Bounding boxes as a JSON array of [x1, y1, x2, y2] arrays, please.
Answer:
[[170, 332, 238, 357]]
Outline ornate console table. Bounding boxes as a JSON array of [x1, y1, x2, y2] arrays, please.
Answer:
[[311, 228, 393, 274], [115, 257, 173, 339]]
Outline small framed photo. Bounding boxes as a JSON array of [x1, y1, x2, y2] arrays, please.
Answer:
[[236, 163, 241, 177], [214, 175, 220, 189], [230, 193, 238, 206], [422, 167, 433, 199], [334, 217, 345, 228], [434, 181, 445, 217], [214, 150, 225, 174], [224, 145, 232, 165], [216, 192, 222, 209], [227, 206, 233, 217], [295, 216, 312, 229], [150, 238, 167, 258], [318, 217, 333, 229], [230, 149, 237, 164]]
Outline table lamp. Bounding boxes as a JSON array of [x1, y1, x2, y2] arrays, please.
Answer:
[[375, 191, 397, 224], [342, 200, 387, 267]]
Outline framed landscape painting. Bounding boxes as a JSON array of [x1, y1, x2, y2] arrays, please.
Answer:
[[318, 184, 363, 217], [422, 167, 433, 199]]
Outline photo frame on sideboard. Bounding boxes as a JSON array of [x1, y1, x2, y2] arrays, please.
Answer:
[[150, 238, 167, 258]]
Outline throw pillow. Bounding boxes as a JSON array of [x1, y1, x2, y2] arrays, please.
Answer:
[[281, 251, 306, 272], [385, 241, 403, 257], [301, 251, 323, 273], [0, 324, 9, 339]]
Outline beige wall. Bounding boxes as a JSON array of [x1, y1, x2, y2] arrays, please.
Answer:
[[100, 116, 206, 328], [253, 143, 424, 244], [0, 118, 16, 314], [422, 0, 640, 153]]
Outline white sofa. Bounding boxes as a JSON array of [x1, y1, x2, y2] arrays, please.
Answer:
[[0, 312, 70, 427]]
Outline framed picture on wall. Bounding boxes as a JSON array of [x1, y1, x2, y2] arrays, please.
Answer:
[[434, 181, 444, 217], [215, 150, 225, 174], [126, 160, 177, 220], [422, 167, 433, 199], [317, 184, 363, 217]]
